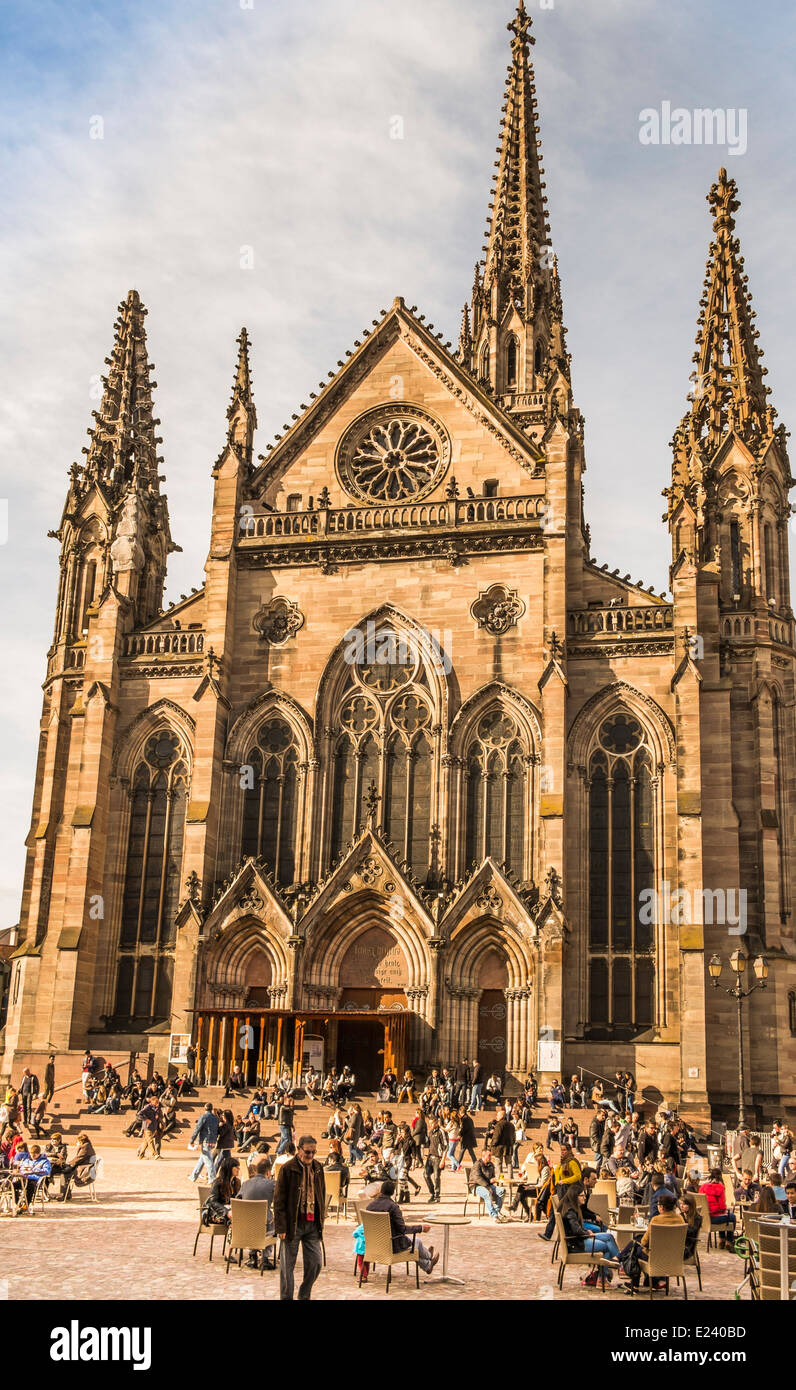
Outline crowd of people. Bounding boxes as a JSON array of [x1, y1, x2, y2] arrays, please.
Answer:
[[4, 1048, 795, 1300]]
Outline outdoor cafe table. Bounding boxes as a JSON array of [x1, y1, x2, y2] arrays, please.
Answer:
[[425, 1214, 471, 1285]]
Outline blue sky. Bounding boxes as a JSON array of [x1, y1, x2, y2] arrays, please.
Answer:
[[1, 0, 795, 921]]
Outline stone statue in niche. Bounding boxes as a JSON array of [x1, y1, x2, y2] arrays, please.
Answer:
[[110, 490, 145, 574]]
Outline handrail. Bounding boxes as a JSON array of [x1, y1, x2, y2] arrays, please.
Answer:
[[575, 1063, 647, 1088]]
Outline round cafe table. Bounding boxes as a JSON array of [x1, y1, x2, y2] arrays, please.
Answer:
[[425, 1214, 471, 1285]]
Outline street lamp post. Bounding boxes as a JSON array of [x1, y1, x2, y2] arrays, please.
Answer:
[[708, 950, 769, 1128]]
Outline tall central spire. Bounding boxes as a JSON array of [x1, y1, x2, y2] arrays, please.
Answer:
[[483, 1, 550, 308], [462, 3, 571, 430]]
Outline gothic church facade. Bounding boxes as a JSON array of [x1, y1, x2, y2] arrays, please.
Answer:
[[5, 3, 796, 1122]]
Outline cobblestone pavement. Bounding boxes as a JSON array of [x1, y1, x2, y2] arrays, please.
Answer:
[[3, 1145, 747, 1302]]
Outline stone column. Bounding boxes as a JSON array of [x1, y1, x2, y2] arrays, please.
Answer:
[[286, 934, 304, 1011]]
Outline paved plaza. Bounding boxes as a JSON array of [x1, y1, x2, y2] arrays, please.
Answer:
[[3, 1118, 746, 1303]]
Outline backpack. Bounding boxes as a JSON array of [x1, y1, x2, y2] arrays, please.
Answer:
[[620, 1236, 644, 1283]]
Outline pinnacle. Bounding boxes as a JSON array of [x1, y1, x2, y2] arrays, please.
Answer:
[[668, 171, 782, 515], [508, 0, 533, 47], [82, 289, 160, 493], [230, 327, 254, 408]]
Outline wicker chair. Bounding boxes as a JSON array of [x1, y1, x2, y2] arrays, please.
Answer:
[[683, 1227, 703, 1291], [324, 1168, 346, 1222], [225, 1199, 277, 1276], [553, 1209, 611, 1291], [64, 1155, 102, 1203], [738, 1208, 763, 1299], [587, 1192, 611, 1227], [192, 1183, 228, 1261], [593, 1177, 617, 1204], [645, 1222, 689, 1299], [359, 1208, 420, 1292]]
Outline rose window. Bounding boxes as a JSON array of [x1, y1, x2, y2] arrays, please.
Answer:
[[337, 406, 450, 503], [598, 713, 642, 755]]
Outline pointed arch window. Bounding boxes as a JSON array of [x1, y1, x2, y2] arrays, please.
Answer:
[[506, 337, 518, 390], [328, 632, 435, 880], [764, 522, 776, 604], [464, 708, 528, 878], [241, 717, 299, 884], [114, 730, 188, 1023], [586, 712, 657, 1038], [773, 695, 789, 925], [730, 520, 742, 598]]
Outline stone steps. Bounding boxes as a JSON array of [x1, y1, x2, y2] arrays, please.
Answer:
[[41, 1083, 601, 1158]]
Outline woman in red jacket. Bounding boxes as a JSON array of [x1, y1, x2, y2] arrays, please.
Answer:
[[698, 1167, 736, 1248]]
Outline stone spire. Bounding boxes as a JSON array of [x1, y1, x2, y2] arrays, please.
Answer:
[[481, 1, 550, 311], [667, 169, 788, 523], [82, 289, 163, 495], [467, 3, 571, 418], [687, 169, 774, 450], [226, 327, 257, 465]]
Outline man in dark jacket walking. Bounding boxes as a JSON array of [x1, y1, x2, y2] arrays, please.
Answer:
[[274, 1134, 326, 1301], [589, 1111, 605, 1168], [19, 1068, 40, 1127], [453, 1061, 470, 1109], [637, 1120, 659, 1166], [424, 1117, 446, 1202], [366, 1180, 439, 1274], [277, 1096, 295, 1155], [459, 1110, 478, 1165], [599, 1122, 616, 1164], [491, 1112, 515, 1175], [43, 1055, 56, 1103]]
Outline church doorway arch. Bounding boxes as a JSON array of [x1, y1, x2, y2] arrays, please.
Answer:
[[477, 948, 509, 1073], [335, 926, 409, 1088]]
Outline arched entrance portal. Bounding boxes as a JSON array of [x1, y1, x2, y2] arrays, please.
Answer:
[[477, 949, 509, 1072], [335, 927, 409, 1088], [235, 951, 273, 1082]]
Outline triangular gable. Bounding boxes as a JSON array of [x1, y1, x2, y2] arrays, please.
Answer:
[[439, 857, 536, 936], [201, 858, 293, 942], [249, 298, 543, 498], [299, 827, 434, 935]]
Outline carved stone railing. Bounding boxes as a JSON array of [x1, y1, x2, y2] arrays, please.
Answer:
[[497, 391, 548, 412], [46, 642, 86, 678], [568, 604, 674, 637], [239, 494, 543, 541], [122, 629, 205, 658]]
